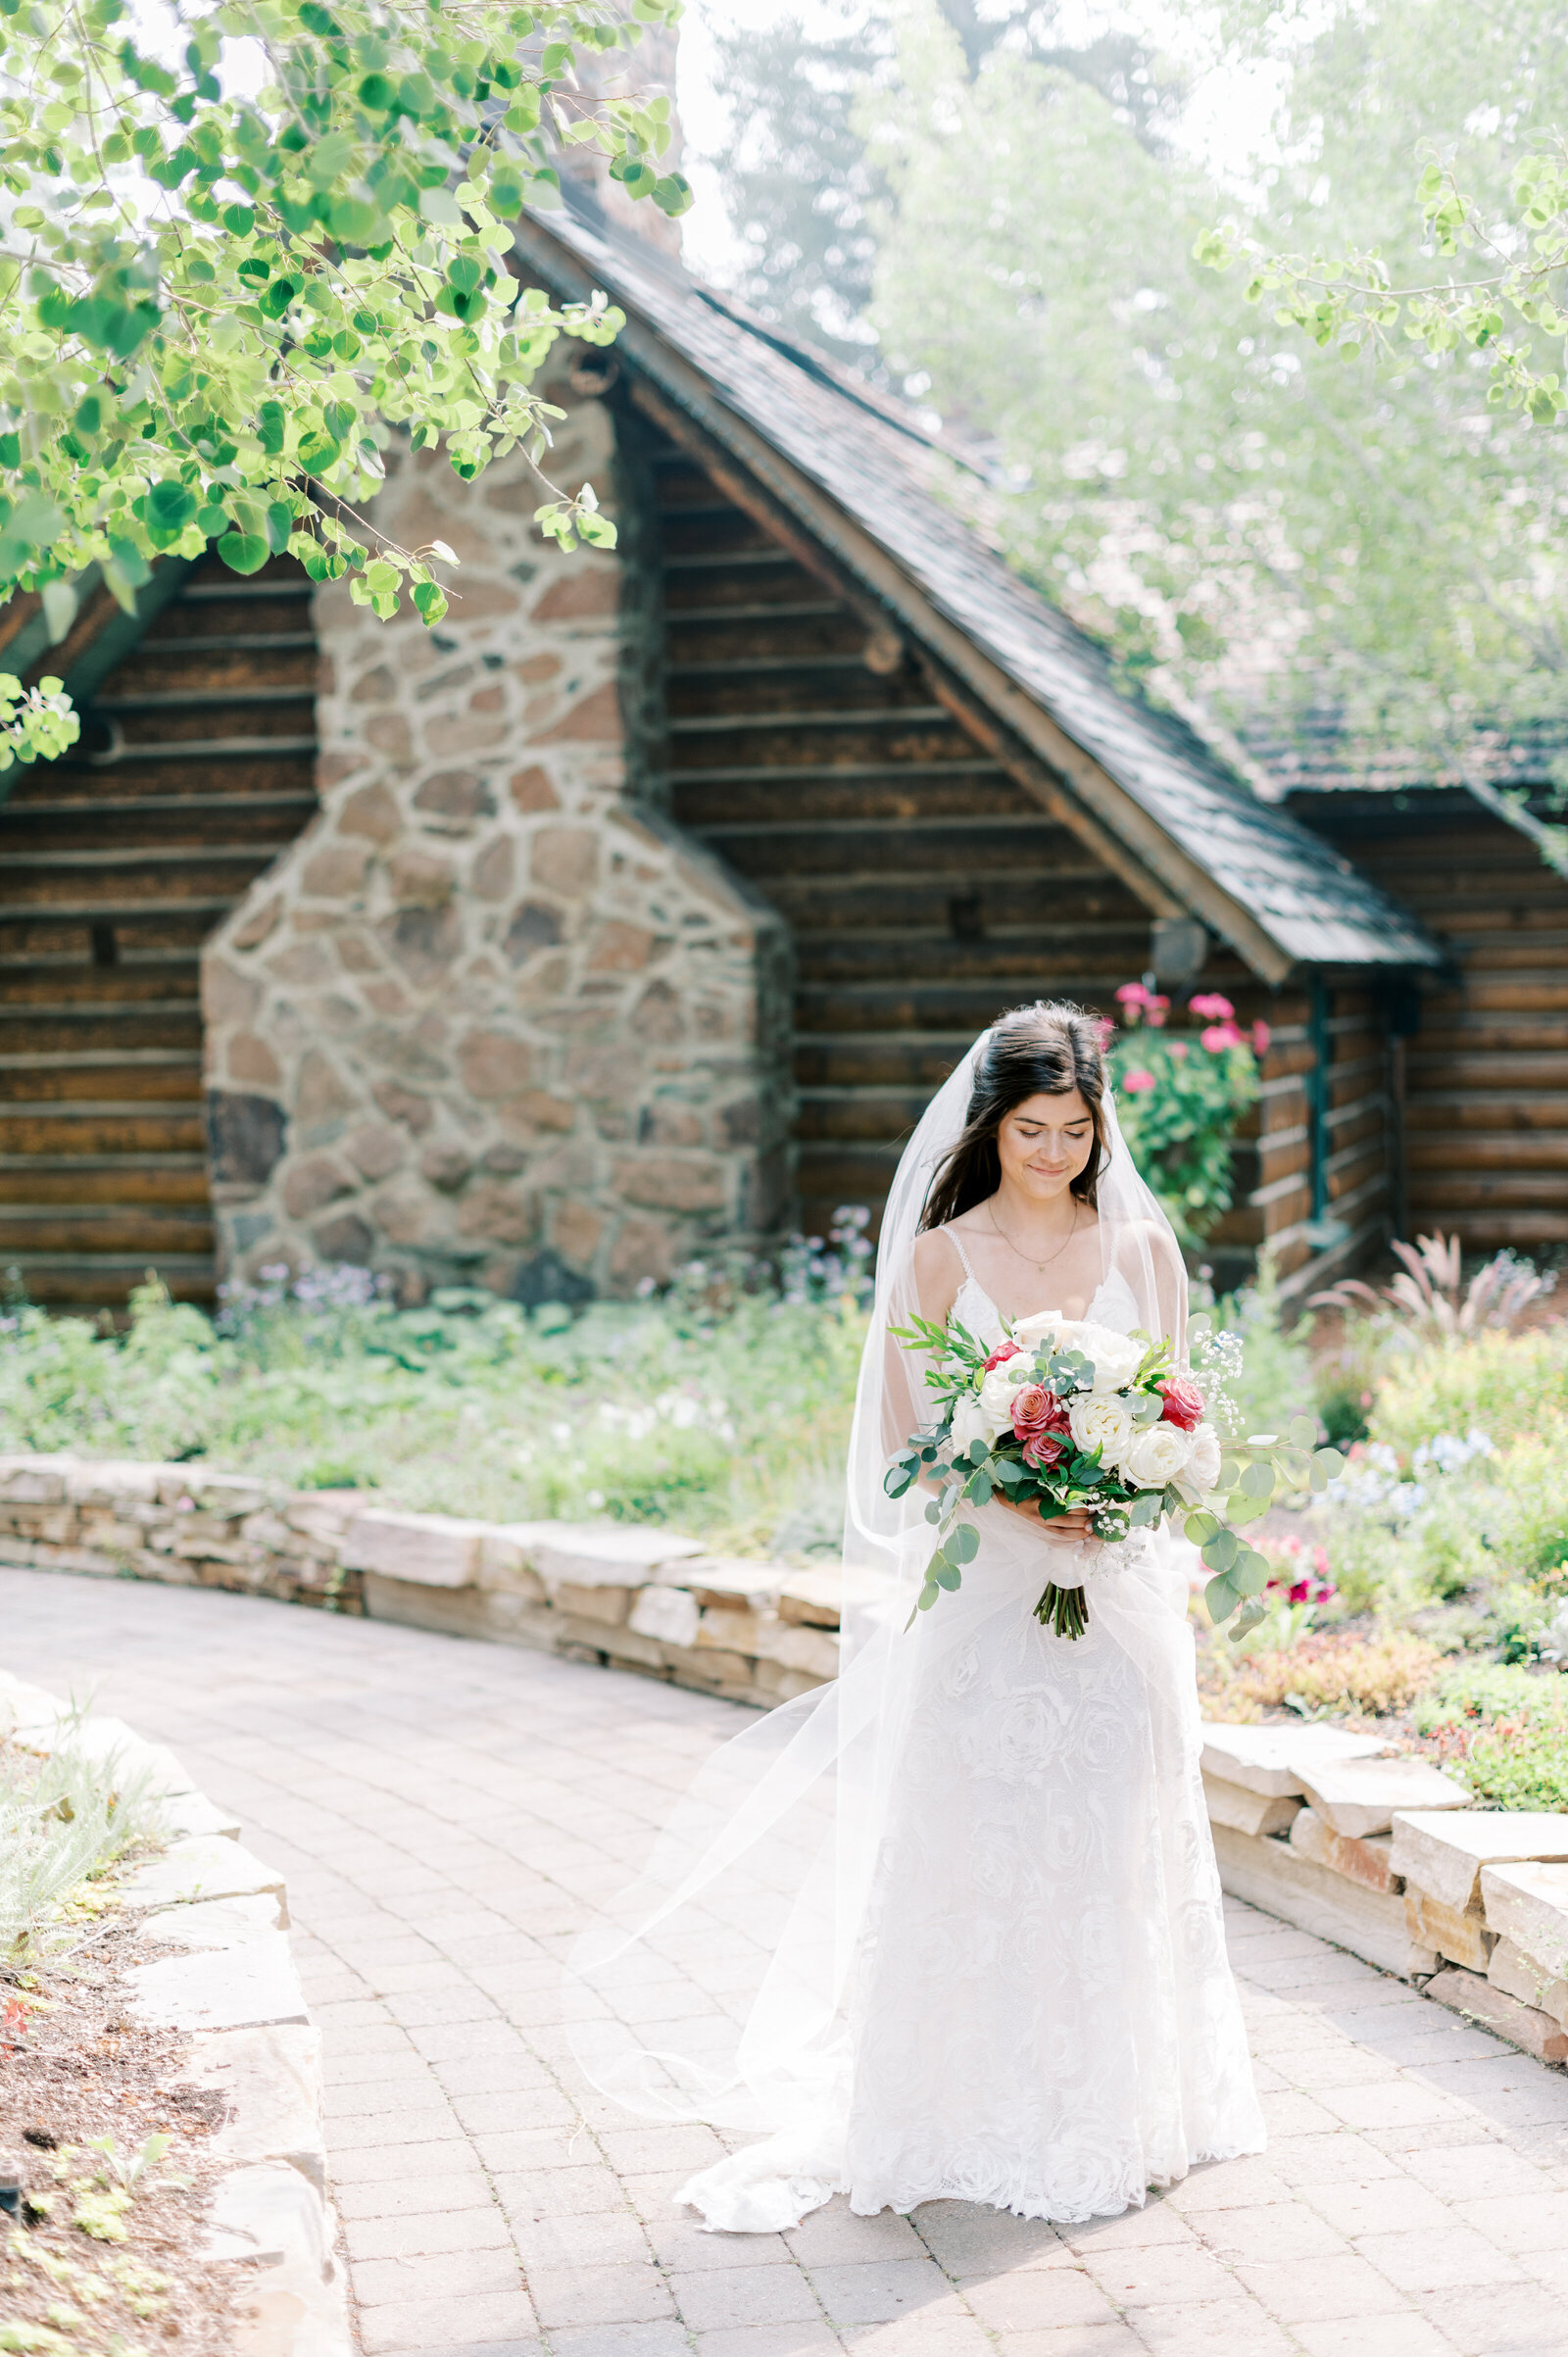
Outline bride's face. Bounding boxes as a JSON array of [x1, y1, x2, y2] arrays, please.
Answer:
[[996, 1090, 1096, 1203]]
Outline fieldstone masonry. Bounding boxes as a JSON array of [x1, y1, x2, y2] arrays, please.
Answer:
[[202, 359, 792, 1304]]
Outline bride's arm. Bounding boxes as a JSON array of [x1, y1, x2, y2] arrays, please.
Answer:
[[878, 1230, 959, 1460]]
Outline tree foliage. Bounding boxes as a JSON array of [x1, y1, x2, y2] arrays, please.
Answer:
[[705, 0, 1568, 780], [0, 0, 688, 763], [703, 0, 1175, 375], [1200, 143, 1568, 429]]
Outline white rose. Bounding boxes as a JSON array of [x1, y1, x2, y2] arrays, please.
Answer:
[[950, 1393, 990, 1455], [1121, 1419, 1192, 1490], [1070, 1323, 1145, 1392], [1013, 1308, 1073, 1353], [1068, 1392, 1134, 1469], [1173, 1420, 1223, 1503], [978, 1358, 1027, 1437]]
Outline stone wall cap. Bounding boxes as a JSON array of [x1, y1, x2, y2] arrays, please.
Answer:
[[340, 1507, 494, 1587], [1199, 1721, 1391, 1798], [0, 1452, 76, 1503], [120, 1835, 287, 1918], [518, 1521, 708, 1588], [140, 1892, 285, 1951], [1298, 1755, 1472, 1840], [127, 1931, 310, 2035], [1391, 1810, 1568, 1916], [1480, 1859, 1568, 1978]]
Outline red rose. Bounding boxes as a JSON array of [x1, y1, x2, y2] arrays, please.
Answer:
[[983, 1342, 1022, 1373], [1158, 1376, 1204, 1432], [1021, 1431, 1067, 1470]]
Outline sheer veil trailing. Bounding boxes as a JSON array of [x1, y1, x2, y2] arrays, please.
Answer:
[[566, 1026, 1233, 2232]]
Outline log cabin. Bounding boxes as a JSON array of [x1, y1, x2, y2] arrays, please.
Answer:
[[9, 190, 1552, 1319]]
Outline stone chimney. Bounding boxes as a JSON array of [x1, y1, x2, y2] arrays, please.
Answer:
[[558, 24, 683, 257]]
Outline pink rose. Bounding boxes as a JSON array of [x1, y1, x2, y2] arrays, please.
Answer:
[[982, 1341, 1021, 1374], [1122, 1067, 1155, 1094], [1158, 1376, 1205, 1431], [1201, 1022, 1245, 1053], [1021, 1431, 1067, 1471], [1189, 991, 1235, 1021], [1010, 1383, 1070, 1441]]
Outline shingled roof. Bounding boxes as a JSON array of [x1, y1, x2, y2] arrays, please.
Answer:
[[513, 199, 1440, 984]]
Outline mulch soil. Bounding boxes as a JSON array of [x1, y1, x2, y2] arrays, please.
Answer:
[[1, 1884, 247, 2355]]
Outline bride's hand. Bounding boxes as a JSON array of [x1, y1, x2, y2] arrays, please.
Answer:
[[995, 1496, 1096, 1547]]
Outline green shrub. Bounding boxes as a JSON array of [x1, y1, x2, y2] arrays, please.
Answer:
[[1410, 1658, 1568, 1810], [1370, 1324, 1568, 1455], [0, 1268, 868, 1557]]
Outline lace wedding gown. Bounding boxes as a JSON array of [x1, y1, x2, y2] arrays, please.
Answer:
[[571, 1057, 1265, 2236], [834, 1256, 1265, 2223]]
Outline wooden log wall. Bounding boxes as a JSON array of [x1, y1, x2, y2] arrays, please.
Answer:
[[1293, 789, 1568, 1252], [0, 552, 316, 1308], [652, 438, 1185, 1241]]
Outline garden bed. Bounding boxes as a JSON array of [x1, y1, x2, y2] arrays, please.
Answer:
[[0, 1884, 241, 2356]]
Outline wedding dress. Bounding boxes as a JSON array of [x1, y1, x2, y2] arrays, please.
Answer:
[[568, 1038, 1265, 2234]]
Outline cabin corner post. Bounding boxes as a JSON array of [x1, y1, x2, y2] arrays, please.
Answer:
[[200, 364, 787, 1306]]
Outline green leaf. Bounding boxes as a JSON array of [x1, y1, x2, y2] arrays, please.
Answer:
[[411, 580, 448, 624], [1201, 1527, 1239, 1572], [1184, 1509, 1220, 1544], [217, 533, 270, 575], [1239, 1460, 1273, 1499], [1288, 1414, 1317, 1448], [948, 1523, 980, 1564], [40, 578, 77, 643], [1204, 1572, 1239, 1625]]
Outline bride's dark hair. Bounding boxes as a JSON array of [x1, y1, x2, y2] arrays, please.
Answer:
[[919, 1001, 1108, 1231]]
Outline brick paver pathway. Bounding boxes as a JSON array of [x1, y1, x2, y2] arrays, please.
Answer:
[[7, 1568, 1568, 2357]]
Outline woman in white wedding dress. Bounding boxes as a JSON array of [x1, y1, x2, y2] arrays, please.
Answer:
[[569, 1002, 1264, 2233]]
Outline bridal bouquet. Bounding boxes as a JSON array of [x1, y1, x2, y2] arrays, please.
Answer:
[[885, 1308, 1343, 1640]]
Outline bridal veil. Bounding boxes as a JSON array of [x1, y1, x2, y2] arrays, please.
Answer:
[[565, 1016, 1254, 2230]]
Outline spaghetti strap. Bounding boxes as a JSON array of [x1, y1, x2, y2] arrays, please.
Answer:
[[942, 1227, 974, 1281]]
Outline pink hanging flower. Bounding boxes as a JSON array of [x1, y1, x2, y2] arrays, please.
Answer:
[[1145, 994, 1170, 1028], [1252, 1020, 1271, 1056], [1189, 992, 1236, 1021], [1121, 1067, 1156, 1093], [1201, 1022, 1245, 1053], [1168, 1040, 1188, 1061], [1116, 981, 1150, 1008]]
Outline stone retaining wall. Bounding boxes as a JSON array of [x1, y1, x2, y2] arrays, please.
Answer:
[[8, 1449, 1568, 2071], [0, 1670, 351, 2357], [0, 1450, 843, 1710], [1202, 1720, 1568, 2069]]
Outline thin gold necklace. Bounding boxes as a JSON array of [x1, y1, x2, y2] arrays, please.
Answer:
[[986, 1198, 1079, 1275]]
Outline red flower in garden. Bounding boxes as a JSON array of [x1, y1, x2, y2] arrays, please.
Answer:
[[1157, 1376, 1205, 1431]]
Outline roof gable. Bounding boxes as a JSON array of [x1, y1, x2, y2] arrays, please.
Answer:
[[514, 201, 1440, 980]]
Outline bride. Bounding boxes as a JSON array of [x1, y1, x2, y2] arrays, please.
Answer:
[[569, 1001, 1264, 2234]]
